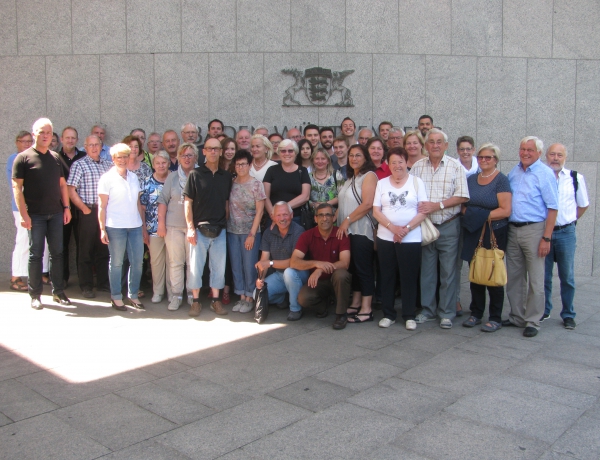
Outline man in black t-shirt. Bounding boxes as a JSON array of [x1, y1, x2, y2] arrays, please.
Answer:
[[12, 118, 72, 309], [183, 137, 232, 317]]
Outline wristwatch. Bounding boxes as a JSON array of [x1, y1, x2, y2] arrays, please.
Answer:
[[269, 260, 274, 267], [439, 201, 445, 210], [406, 224, 412, 231], [63, 205, 71, 210], [541, 236, 551, 243]]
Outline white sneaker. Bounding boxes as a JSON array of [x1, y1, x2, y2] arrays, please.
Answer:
[[168, 296, 182, 311], [379, 318, 395, 328], [232, 300, 244, 312], [440, 318, 452, 329], [239, 300, 254, 313], [415, 313, 436, 324], [151, 294, 163, 303], [187, 295, 193, 306], [405, 320, 417, 331]]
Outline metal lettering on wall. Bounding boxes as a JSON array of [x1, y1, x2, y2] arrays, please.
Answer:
[[282, 67, 355, 107]]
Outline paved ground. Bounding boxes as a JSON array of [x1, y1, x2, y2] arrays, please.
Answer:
[[0, 270, 599, 460]]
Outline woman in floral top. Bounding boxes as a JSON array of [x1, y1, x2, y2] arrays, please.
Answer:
[[309, 148, 339, 214]]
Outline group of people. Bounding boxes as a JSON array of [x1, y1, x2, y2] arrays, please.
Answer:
[[9, 115, 588, 336]]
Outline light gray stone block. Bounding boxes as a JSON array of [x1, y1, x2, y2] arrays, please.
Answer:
[[268, 376, 357, 412], [400, 328, 469, 354], [138, 358, 190, 378], [46, 55, 101, 140], [182, 0, 236, 52], [553, 0, 600, 59], [425, 55, 477, 147], [0, 2, 17, 55], [399, 0, 451, 55], [156, 396, 311, 459], [315, 357, 402, 391], [395, 412, 548, 459], [502, 0, 553, 57], [291, 0, 345, 52], [0, 379, 58, 422], [0, 413, 110, 459], [72, 0, 126, 54], [574, 61, 600, 162], [237, 0, 290, 52], [552, 416, 600, 459], [372, 54, 426, 130], [0, 412, 11, 427], [103, 440, 192, 459], [17, 0, 72, 55], [455, 330, 542, 360], [0, 352, 42, 382], [208, 53, 264, 129], [476, 57, 527, 154], [355, 445, 431, 460], [527, 59, 576, 153], [127, 0, 181, 53], [451, 0, 502, 56], [367, 343, 435, 370], [99, 54, 154, 145], [54, 393, 177, 451], [154, 53, 209, 135], [346, 0, 398, 53]]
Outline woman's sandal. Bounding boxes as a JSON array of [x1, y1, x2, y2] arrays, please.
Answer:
[[10, 278, 28, 291], [348, 312, 374, 323], [346, 305, 361, 316]]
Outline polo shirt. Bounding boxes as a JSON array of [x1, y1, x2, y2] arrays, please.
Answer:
[[508, 159, 558, 223], [294, 225, 350, 280], [183, 164, 232, 227], [260, 221, 305, 265], [58, 147, 86, 172], [375, 161, 391, 180]]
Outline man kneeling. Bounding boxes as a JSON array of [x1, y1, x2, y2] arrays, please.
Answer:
[[290, 203, 352, 329]]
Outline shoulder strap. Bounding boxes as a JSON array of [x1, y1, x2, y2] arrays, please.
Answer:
[[570, 170, 578, 201]]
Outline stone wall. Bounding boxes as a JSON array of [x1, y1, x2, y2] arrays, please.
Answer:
[[1, 0, 599, 274]]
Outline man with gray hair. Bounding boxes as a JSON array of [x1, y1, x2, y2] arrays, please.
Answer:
[[91, 124, 111, 161], [411, 128, 469, 329], [181, 123, 199, 145], [236, 129, 252, 150], [504, 136, 558, 337], [387, 127, 405, 149], [357, 128, 373, 146], [254, 125, 269, 137]]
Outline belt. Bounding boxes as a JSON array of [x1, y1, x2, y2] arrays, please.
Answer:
[[554, 221, 575, 231], [510, 221, 542, 228], [435, 214, 459, 226], [83, 203, 98, 208]]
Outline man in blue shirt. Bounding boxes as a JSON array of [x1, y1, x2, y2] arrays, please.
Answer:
[[91, 124, 112, 161], [504, 136, 558, 337]]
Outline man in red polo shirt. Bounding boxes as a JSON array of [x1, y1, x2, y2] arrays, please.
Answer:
[[290, 203, 352, 329]]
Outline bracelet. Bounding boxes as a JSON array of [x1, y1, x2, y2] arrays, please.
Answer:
[[386, 222, 391, 228], [248, 234, 255, 238], [346, 216, 350, 221]]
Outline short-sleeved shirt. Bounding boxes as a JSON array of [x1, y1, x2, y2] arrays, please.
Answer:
[[183, 164, 232, 227], [465, 172, 511, 230], [67, 155, 113, 205], [12, 147, 65, 215], [508, 159, 558, 223], [140, 175, 165, 235], [157, 171, 186, 228], [411, 154, 470, 224], [130, 162, 152, 188], [7, 153, 19, 212], [227, 177, 266, 234], [294, 226, 350, 280], [263, 164, 310, 217], [260, 221, 305, 266], [97, 167, 142, 228], [555, 168, 589, 226], [250, 160, 278, 182], [58, 148, 87, 175], [309, 172, 338, 208], [374, 162, 391, 180]]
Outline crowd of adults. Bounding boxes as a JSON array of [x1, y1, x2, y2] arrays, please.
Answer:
[[8, 115, 589, 336]]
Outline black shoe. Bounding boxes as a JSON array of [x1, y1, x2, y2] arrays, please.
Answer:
[[501, 319, 517, 327], [523, 326, 538, 338], [111, 300, 127, 311], [128, 298, 146, 311], [53, 293, 71, 306], [31, 297, 43, 310], [315, 308, 329, 319], [540, 313, 549, 322], [332, 314, 348, 330], [82, 289, 95, 299], [563, 318, 576, 330], [287, 311, 303, 321], [98, 284, 111, 292]]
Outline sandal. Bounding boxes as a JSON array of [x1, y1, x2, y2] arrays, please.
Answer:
[[10, 278, 28, 292], [456, 301, 463, 317], [481, 321, 502, 332], [347, 312, 374, 323], [462, 316, 482, 328], [346, 305, 361, 316], [137, 290, 145, 299], [42, 275, 51, 285]]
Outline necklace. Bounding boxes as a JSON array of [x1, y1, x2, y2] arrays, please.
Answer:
[[253, 158, 267, 169], [480, 169, 497, 179], [314, 172, 328, 181]]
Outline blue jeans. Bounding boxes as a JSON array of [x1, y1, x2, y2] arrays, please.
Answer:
[[544, 223, 576, 319], [265, 268, 309, 312], [228, 232, 261, 297], [189, 229, 226, 289], [28, 212, 64, 297], [106, 226, 143, 300]]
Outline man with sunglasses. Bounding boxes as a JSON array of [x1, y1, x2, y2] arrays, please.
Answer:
[[290, 203, 352, 329]]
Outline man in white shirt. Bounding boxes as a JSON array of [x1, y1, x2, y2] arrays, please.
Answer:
[[542, 143, 589, 329]]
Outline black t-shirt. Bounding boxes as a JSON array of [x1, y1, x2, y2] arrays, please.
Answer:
[[183, 164, 232, 227], [59, 148, 87, 178], [12, 147, 65, 215], [263, 164, 310, 217]]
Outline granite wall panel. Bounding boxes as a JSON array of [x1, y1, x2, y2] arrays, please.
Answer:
[[0, 1, 17, 56], [127, 0, 181, 53], [237, 0, 290, 52], [574, 61, 600, 162], [99, 54, 155, 145], [398, 0, 451, 55], [72, 0, 127, 55], [526, 59, 576, 154], [346, 0, 398, 54], [451, 0, 502, 56], [502, 0, 553, 58], [291, 0, 345, 53], [425, 55, 477, 151], [17, 0, 72, 55], [372, 54, 426, 131], [182, 0, 236, 53], [154, 53, 209, 136], [476, 57, 527, 156], [553, 0, 600, 59]]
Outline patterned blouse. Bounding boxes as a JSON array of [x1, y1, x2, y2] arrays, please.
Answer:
[[140, 175, 165, 235], [309, 172, 339, 210]]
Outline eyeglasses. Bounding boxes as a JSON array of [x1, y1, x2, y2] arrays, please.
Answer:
[[17, 139, 33, 143], [235, 163, 249, 168], [180, 154, 195, 159], [204, 147, 222, 152], [279, 149, 295, 154], [458, 148, 473, 153], [182, 131, 197, 136], [316, 213, 333, 218], [348, 154, 363, 159], [427, 140, 445, 146], [85, 143, 101, 148], [477, 156, 494, 161]]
